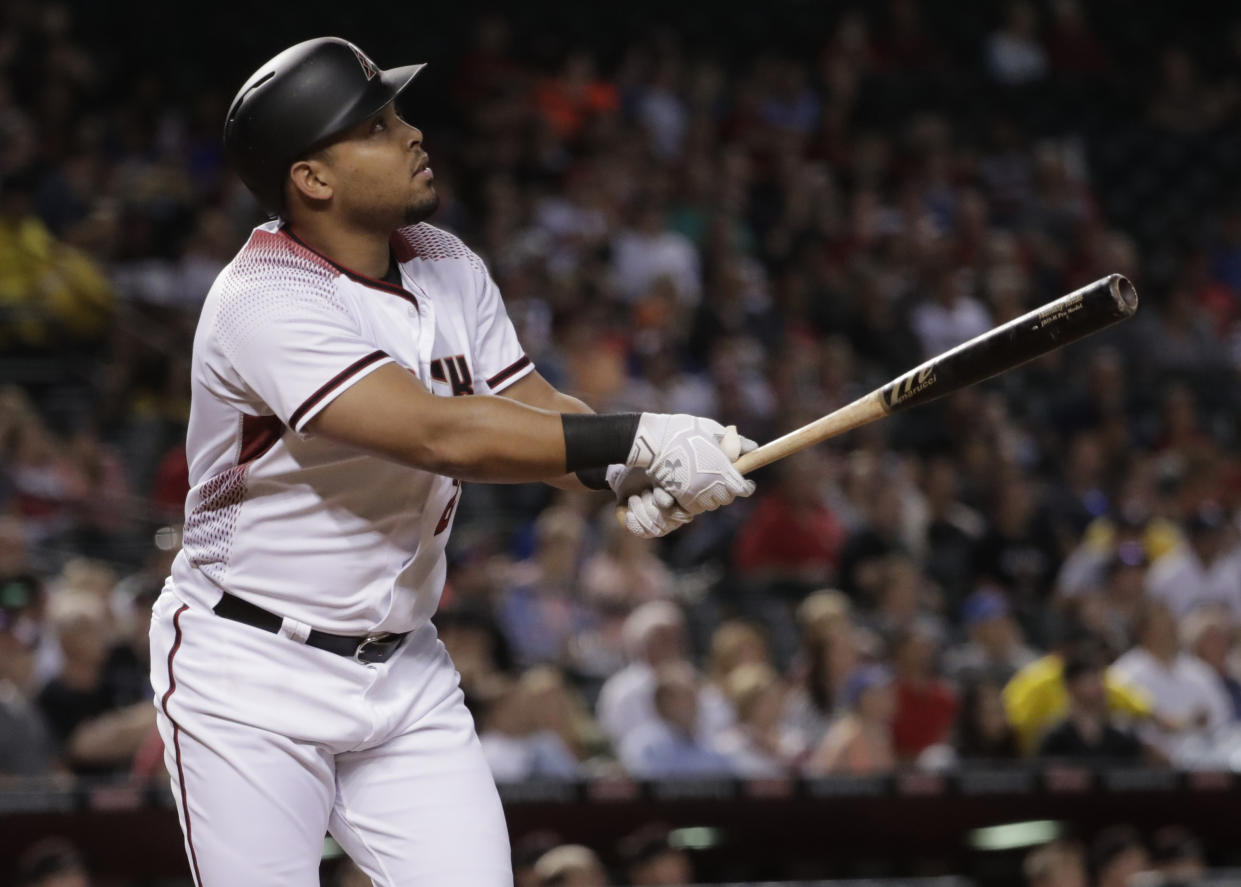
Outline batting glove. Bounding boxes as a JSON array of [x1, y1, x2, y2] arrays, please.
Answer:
[[623, 485, 694, 538], [627, 415, 757, 516]]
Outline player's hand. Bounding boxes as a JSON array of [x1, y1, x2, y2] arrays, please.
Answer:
[[605, 465, 692, 538], [623, 485, 693, 538], [627, 414, 757, 515]]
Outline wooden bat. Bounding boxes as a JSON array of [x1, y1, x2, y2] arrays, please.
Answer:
[[618, 273, 1138, 525]]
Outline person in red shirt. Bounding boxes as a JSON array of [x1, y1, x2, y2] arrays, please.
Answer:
[[733, 453, 847, 588], [890, 620, 959, 761]]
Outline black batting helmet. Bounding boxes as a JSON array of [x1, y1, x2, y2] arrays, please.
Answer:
[[224, 37, 426, 214]]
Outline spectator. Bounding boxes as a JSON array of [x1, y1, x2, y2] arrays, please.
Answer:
[[513, 832, 565, 887], [14, 837, 89, 887], [805, 664, 896, 775], [986, 2, 1048, 86], [1045, 0, 1109, 73], [1181, 604, 1241, 719], [618, 824, 693, 887], [0, 575, 55, 775], [945, 586, 1039, 685], [0, 165, 112, 351], [836, 482, 914, 600], [733, 453, 847, 593], [34, 590, 156, 774], [574, 515, 678, 682], [867, 554, 939, 641], [610, 201, 701, 308], [580, 513, 675, 611], [911, 266, 992, 359], [596, 601, 688, 746], [1109, 599, 1232, 761], [874, 0, 943, 72], [1149, 826, 1207, 884], [497, 506, 594, 667], [1145, 501, 1241, 619], [617, 662, 733, 778], [1004, 629, 1151, 754], [520, 665, 604, 766], [477, 674, 580, 782], [533, 844, 609, 887], [1023, 839, 1088, 887], [784, 590, 859, 746], [700, 618, 770, 733], [974, 475, 1058, 610], [1149, 48, 1232, 134], [436, 604, 512, 695], [714, 663, 804, 775], [533, 48, 619, 140], [919, 456, 985, 605], [890, 621, 958, 762], [1036, 645, 1147, 762], [1090, 827, 1152, 887], [955, 678, 1021, 762], [1058, 540, 1149, 654]]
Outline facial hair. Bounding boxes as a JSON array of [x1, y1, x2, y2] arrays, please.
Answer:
[[403, 189, 439, 226]]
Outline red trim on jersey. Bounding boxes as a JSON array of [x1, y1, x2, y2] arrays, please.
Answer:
[[289, 350, 389, 430], [486, 355, 532, 390], [280, 227, 418, 306], [162, 604, 205, 887], [238, 414, 283, 465], [389, 229, 417, 263]]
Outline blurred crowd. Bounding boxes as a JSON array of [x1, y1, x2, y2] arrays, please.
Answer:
[[4, 0, 1241, 823]]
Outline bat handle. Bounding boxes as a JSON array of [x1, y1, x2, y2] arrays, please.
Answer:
[[610, 454, 744, 530], [613, 392, 886, 529]]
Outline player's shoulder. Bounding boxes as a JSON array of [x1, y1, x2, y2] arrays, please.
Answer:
[[391, 222, 484, 272], [202, 222, 351, 340], [210, 221, 342, 305]]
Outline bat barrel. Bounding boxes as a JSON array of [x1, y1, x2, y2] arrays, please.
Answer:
[[878, 273, 1139, 414]]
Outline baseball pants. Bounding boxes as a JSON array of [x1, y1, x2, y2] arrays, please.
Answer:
[[149, 587, 511, 887]]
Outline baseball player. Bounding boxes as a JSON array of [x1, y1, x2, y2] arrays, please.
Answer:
[[149, 37, 756, 887]]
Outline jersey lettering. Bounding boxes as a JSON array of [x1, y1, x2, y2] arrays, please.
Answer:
[[429, 355, 473, 396]]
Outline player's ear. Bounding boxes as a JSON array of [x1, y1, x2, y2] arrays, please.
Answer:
[[288, 156, 334, 204]]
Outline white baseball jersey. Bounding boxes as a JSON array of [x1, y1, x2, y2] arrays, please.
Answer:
[[169, 219, 534, 635]]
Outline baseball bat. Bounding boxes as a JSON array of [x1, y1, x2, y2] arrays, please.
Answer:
[[617, 273, 1138, 525]]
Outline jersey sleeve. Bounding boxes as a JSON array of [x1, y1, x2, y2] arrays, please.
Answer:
[[214, 283, 394, 433], [470, 253, 535, 393]]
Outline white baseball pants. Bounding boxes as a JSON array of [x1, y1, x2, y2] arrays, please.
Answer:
[[148, 587, 511, 887]]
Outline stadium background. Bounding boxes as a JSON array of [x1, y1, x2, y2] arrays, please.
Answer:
[[4, 0, 1241, 884]]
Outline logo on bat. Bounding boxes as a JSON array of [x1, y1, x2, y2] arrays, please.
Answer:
[[884, 365, 937, 409]]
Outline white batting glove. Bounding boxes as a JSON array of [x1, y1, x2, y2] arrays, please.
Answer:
[[627, 415, 757, 515], [623, 486, 694, 538], [604, 464, 689, 539]]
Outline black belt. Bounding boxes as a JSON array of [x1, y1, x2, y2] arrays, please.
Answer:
[[212, 592, 408, 664]]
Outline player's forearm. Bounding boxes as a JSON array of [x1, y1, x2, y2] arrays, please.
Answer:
[[414, 394, 578, 481], [309, 365, 631, 482], [502, 379, 596, 489]]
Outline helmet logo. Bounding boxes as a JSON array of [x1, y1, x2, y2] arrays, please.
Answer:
[[348, 43, 378, 81]]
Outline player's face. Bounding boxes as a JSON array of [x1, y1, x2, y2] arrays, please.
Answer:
[[324, 102, 438, 229]]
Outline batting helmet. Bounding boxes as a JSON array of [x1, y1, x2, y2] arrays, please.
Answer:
[[224, 37, 426, 214]]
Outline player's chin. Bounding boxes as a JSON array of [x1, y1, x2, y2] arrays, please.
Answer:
[[402, 189, 439, 226]]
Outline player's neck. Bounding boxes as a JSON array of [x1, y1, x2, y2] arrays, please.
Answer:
[[284, 217, 392, 280]]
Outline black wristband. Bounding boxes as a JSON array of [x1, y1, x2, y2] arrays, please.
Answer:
[[562, 412, 640, 474], [575, 467, 610, 490]]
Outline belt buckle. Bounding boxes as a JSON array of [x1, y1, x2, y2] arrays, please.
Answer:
[[354, 633, 395, 664]]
